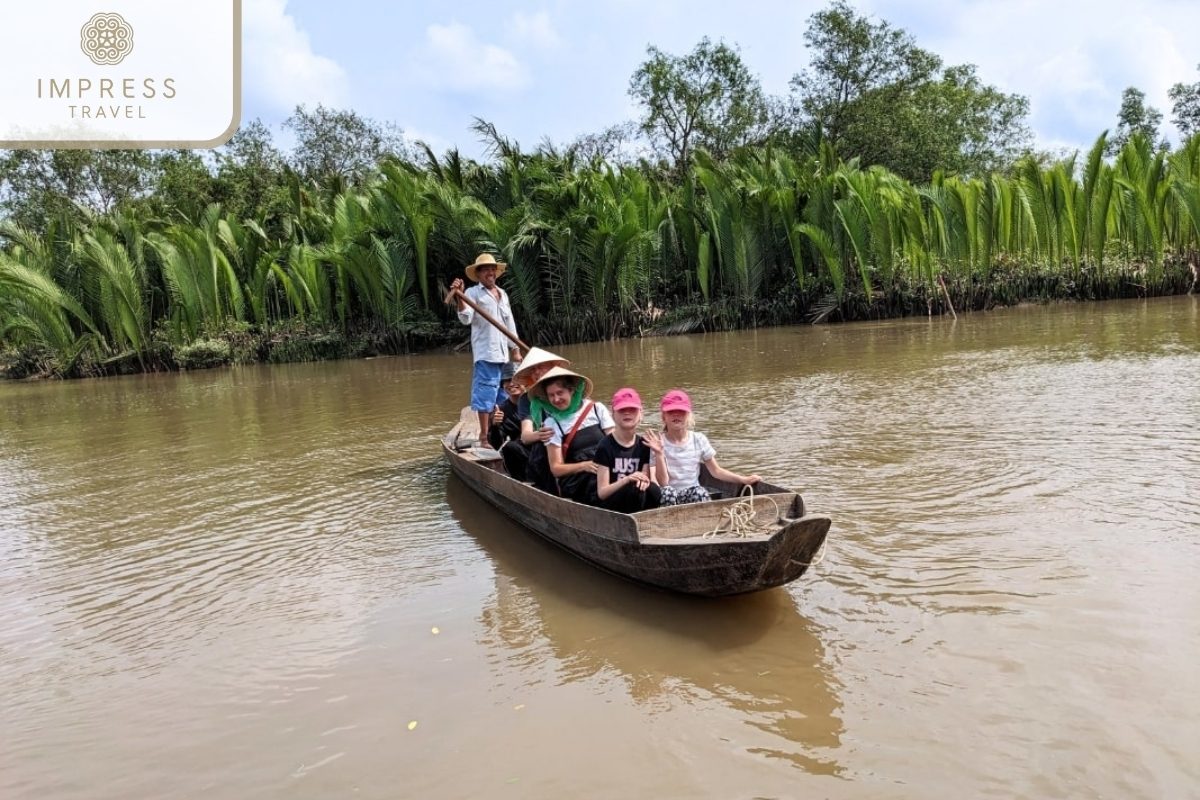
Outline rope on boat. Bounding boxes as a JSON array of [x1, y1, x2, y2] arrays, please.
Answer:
[[703, 484, 781, 539], [789, 533, 829, 568], [703, 485, 831, 569]]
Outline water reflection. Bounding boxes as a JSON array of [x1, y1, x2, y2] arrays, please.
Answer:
[[445, 475, 845, 774]]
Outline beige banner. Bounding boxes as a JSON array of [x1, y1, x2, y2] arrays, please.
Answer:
[[0, 0, 241, 149]]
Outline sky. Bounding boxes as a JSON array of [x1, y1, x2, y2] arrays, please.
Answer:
[[240, 0, 1200, 160]]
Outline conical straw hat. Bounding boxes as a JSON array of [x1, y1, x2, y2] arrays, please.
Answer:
[[513, 347, 570, 387], [529, 366, 594, 402]]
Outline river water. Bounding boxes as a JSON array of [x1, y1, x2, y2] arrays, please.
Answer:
[[1, 296, 1198, 799]]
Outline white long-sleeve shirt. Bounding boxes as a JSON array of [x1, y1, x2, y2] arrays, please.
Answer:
[[457, 284, 518, 363]]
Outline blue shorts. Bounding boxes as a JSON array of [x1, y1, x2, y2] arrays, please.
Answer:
[[471, 360, 505, 412]]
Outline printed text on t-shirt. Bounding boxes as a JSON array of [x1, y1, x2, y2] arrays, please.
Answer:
[[613, 457, 640, 476]]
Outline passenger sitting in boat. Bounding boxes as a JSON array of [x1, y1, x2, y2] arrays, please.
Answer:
[[500, 347, 571, 482], [528, 366, 614, 502], [592, 388, 667, 513], [655, 389, 761, 506], [487, 362, 523, 451]]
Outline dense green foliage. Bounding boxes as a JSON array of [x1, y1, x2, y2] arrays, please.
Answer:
[[2, 128, 1197, 378], [2, 3, 1199, 379]]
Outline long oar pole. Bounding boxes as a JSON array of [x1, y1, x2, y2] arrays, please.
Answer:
[[444, 287, 530, 353]]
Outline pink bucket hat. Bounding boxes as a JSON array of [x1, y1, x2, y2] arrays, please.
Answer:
[[660, 389, 692, 413], [611, 387, 642, 411]]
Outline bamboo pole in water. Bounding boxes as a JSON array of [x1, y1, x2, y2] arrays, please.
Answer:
[[937, 275, 958, 320]]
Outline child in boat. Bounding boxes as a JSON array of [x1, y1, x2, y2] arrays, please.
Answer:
[[655, 389, 761, 506], [592, 388, 667, 513], [529, 366, 614, 502], [487, 362, 523, 450], [499, 347, 572, 482]]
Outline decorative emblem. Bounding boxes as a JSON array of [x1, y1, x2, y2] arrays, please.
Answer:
[[80, 13, 134, 66]]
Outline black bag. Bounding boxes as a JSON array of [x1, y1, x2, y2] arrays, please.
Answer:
[[526, 442, 557, 494]]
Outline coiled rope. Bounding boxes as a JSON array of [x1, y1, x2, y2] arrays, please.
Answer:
[[702, 486, 831, 570], [703, 484, 781, 539]]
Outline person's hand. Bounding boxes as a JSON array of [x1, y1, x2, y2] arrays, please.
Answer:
[[643, 430, 663, 455], [525, 426, 553, 445], [582, 461, 600, 475], [743, 474, 762, 485], [491, 407, 504, 425], [627, 472, 650, 490], [450, 278, 464, 292]]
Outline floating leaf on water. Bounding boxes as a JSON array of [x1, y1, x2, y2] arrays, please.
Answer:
[[513, 704, 525, 711], [431, 627, 440, 635], [407, 721, 417, 731]]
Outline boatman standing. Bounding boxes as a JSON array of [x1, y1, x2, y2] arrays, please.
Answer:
[[450, 253, 521, 448]]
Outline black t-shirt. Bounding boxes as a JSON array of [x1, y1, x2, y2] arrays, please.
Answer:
[[593, 434, 651, 482], [488, 397, 522, 448]]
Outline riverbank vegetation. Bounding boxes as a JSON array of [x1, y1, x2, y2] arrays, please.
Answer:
[[2, 2, 1199, 379]]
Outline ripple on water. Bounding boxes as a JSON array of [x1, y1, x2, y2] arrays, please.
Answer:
[[1, 306, 1198, 800]]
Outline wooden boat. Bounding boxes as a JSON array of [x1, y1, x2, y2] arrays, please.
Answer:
[[442, 408, 832, 597]]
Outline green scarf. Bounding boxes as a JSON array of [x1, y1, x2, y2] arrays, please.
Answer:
[[531, 380, 586, 426]]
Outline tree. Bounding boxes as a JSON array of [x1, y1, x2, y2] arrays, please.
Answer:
[[783, 0, 1032, 181], [1168, 65, 1200, 138], [0, 149, 155, 229], [147, 150, 218, 223], [924, 65, 1032, 175], [569, 121, 643, 166], [212, 119, 288, 222], [282, 105, 410, 185], [1106, 87, 1167, 155], [789, 0, 940, 146], [628, 37, 769, 172]]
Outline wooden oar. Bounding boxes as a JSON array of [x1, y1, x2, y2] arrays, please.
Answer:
[[444, 286, 530, 353]]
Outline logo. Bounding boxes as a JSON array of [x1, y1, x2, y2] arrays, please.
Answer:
[[80, 12, 134, 66], [1, 0, 240, 148]]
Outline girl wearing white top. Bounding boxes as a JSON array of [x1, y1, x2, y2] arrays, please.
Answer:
[[655, 389, 761, 506]]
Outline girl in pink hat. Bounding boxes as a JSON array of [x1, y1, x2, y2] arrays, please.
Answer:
[[656, 389, 761, 505], [592, 387, 667, 513]]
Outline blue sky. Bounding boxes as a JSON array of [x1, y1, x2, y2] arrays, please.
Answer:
[[241, 0, 1200, 159]]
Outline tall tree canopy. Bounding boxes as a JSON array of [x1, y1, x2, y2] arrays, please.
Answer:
[[1168, 65, 1200, 138], [783, 0, 1031, 181], [1105, 87, 1167, 155], [0, 149, 156, 229], [282, 104, 409, 185], [628, 37, 769, 172]]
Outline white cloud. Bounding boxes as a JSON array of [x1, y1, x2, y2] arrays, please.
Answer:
[[399, 123, 453, 157], [420, 22, 527, 92], [508, 11, 561, 50], [243, 0, 348, 110]]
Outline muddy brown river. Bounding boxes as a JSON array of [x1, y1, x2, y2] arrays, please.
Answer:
[[2, 296, 1198, 799]]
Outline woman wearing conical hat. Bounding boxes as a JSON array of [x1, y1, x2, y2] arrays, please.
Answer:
[[498, 347, 572, 483], [526, 366, 614, 502]]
